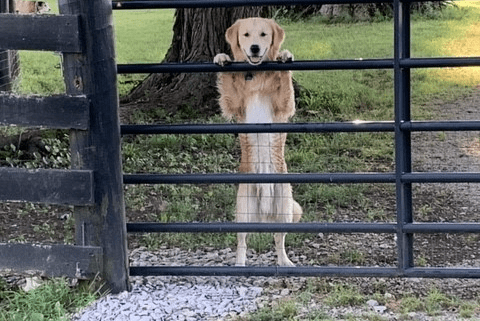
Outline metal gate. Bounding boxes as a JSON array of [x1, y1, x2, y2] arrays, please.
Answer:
[[115, 0, 480, 280]]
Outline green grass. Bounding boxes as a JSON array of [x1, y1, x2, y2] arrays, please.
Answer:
[[238, 280, 480, 320], [0, 278, 99, 321], [114, 9, 175, 95], [14, 6, 174, 96]]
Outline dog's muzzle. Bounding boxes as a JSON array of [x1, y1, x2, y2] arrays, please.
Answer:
[[245, 44, 265, 65]]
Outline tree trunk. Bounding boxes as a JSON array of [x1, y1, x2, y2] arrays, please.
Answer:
[[121, 7, 263, 122]]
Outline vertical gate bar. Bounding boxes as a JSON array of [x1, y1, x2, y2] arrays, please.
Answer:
[[394, 0, 414, 274], [59, 0, 130, 293]]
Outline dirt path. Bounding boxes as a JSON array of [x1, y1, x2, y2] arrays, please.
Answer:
[[412, 91, 480, 220], [411, 90, 480, 222]]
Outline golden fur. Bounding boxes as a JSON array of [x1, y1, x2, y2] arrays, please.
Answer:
[[214, 18, 302, 266]]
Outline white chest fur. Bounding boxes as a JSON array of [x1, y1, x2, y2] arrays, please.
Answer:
[[245, 94, 275, 174]]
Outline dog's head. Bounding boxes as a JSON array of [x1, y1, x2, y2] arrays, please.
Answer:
[[35, 1, 50, 14], [225, 18, 285, 65]]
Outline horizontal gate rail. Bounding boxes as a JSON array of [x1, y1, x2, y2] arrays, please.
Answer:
[[403, 223, 480, 234], [0, 167, 94, 205], [130, 266, 401, 277], [121, 122, 395, 135], [0, 14, 82, 52], [124, 172, 396, 184], [130, 266, 480, 278], [0, 243, 102, 279], [401, 57, 480, 68], [127, 222, 397, 233], [128, 222, 480, 234], [402, 172, 480, 183], [121, 121, 480, 136], [0, 94, 89, 129], [112, 0, 443, 9], [117, 57, 480, 75], [124, 172, 480, 185], [401, 121, 480, 131], [118, 59, 393, 74]]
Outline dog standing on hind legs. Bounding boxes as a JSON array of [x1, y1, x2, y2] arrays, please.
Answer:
[[214, 18, 302, 266]]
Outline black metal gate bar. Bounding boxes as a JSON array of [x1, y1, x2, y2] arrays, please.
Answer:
[[402, 173, 480, 183], [118, 59, 393, 74], [403, 223, 480, 234], [127, 222, 397, 233], [127, 222, 480, 234], [124, 172, 480, 185], [394, 0, 413, 274], [401, 57, 480, 68], [124, 172, 396, 184], [402, 121, 480, 131], [117, 57, 480, 75], [113, 0, 447, 10], [130, 266, 480, 278], [121, 122, 395, 135], [128, 222, 480, 234], [121, 120, 480, 136], [113, 0, 397, 10], [130, 266, 401, 277]]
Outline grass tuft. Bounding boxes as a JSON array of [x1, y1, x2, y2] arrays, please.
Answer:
[[0, 278, 99, 321]]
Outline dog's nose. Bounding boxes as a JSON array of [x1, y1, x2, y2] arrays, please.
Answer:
[[250, 45, 260, 55]]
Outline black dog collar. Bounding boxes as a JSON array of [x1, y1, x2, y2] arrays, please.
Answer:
[[245, 72, 254, 81]]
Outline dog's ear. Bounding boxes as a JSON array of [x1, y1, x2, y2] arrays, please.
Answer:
[[225, 20, 243, 60], [269, 20, 285, 60]]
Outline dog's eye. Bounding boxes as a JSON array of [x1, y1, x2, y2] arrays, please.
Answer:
[[244, 33, 249, 37], [261, 32, 267, 37]]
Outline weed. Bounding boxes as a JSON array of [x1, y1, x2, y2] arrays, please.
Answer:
[[366, 208, 389, 222], [341, 249, 366, 265], [399, 295, 424, 314], [424, 288, 457, 316], [324, 284, 365, 307], [241, 299, 298, 321], [0, 278, 98, 321], [416, 204, 433, 220], [437, 131, 447, 141], [459, 301, 476, 318], [416, 256, 428, 267]]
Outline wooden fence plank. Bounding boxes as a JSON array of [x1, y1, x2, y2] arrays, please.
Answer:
[[0, 243, 102, 279], [0, 168, 93, 205], [0, 14, 82, 52], [0, 94, 89, 129]]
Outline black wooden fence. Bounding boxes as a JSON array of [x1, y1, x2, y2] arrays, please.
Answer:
[[1, 0, 480, 294], [0, 0, 129, 293]]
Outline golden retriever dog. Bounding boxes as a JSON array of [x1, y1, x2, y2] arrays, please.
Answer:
[[214, 18, 302, 266]]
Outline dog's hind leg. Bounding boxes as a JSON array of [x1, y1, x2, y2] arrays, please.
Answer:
[[235, 183, 257, 266], [273, 183, 296, 266], [274, 233, 294, 266], [236, 232, 248, 266]]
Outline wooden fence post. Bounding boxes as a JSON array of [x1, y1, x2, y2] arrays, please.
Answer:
[[59, 0, 130, 293], [0, 0, 10, 91]]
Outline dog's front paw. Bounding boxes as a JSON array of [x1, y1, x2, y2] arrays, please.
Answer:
[[214, 53, 232, 66], [277, 50, 294, 63]]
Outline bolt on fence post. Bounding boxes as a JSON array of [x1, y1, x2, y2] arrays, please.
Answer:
[[59, 0, 130, 293], [394, 0, 414, 274]]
